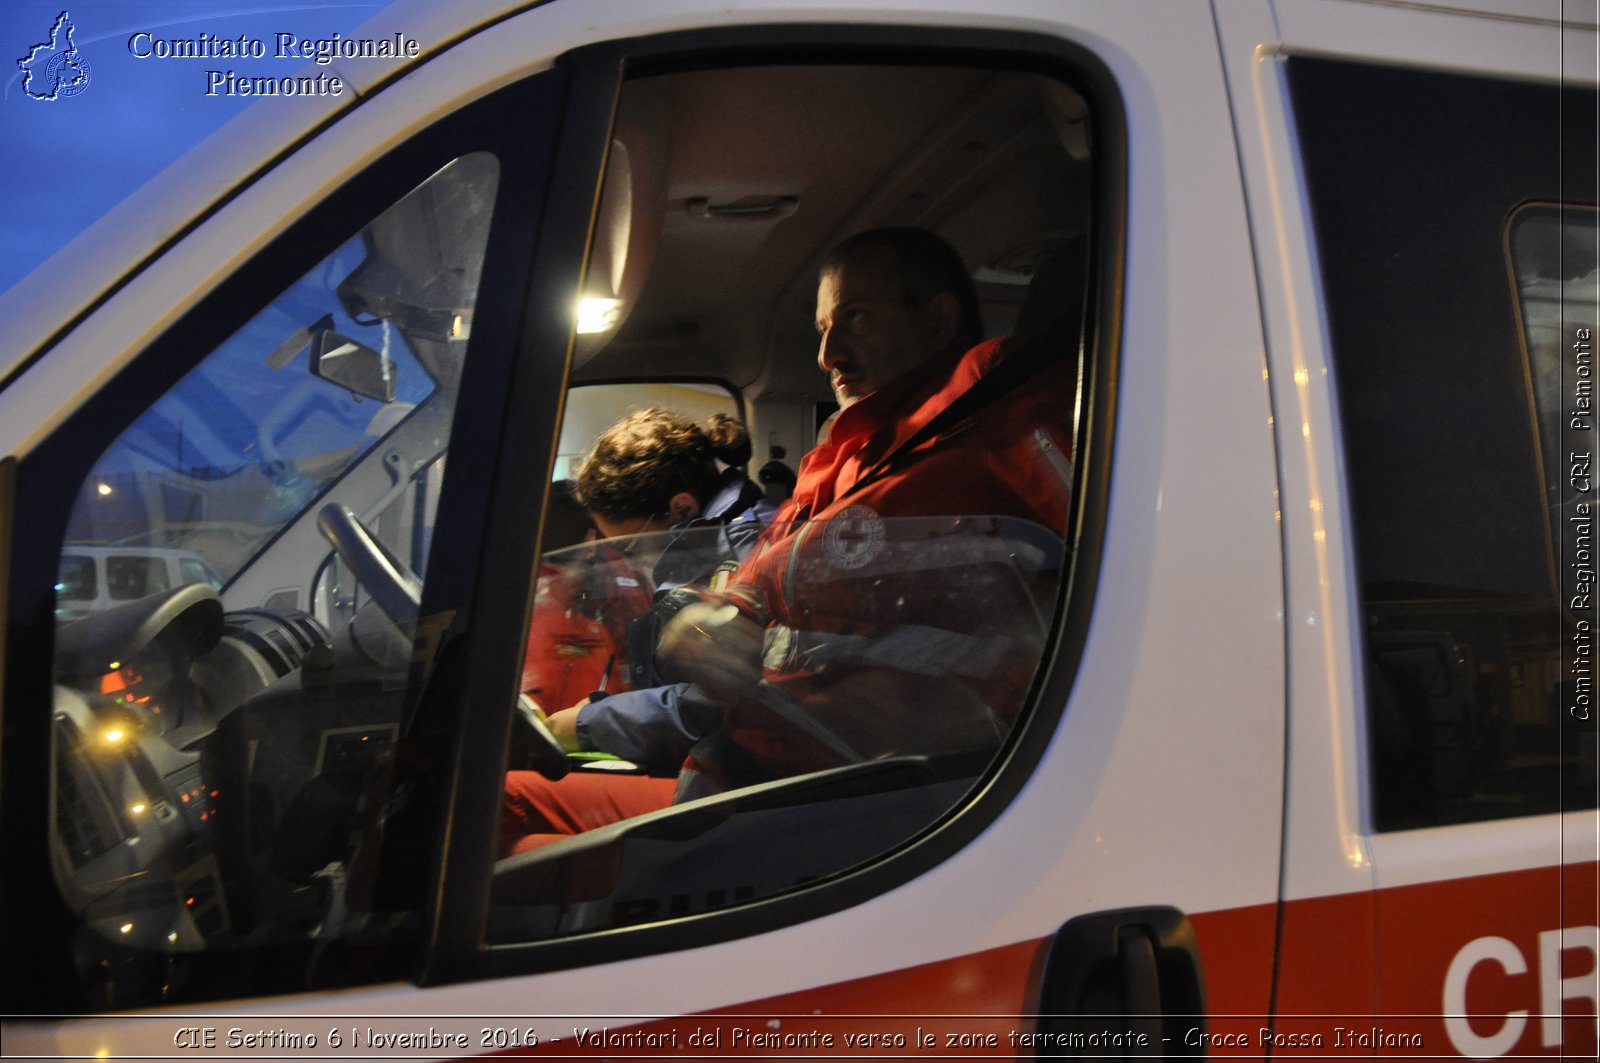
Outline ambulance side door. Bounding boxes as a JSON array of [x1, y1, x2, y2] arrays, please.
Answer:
[[1221, 0, 1600, 1056]]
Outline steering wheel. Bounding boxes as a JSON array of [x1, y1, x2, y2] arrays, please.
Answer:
[[316, 503, 423, 623], [510, 695, 571, 780], [318, 504, 571, 781]]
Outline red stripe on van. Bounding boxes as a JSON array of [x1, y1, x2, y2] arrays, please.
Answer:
[[471, 861, 1596, 1059]]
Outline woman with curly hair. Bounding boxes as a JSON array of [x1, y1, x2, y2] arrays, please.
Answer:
[[524, 408, 772, 707], [575, 409, 757, 540], [503, 408, 774, 852]]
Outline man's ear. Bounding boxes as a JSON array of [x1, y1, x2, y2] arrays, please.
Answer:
[[667, 491, 701, 524], [925, 291, 964, 351]]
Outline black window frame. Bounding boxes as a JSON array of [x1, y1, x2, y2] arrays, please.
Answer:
[[423, 22, 1127, 988]]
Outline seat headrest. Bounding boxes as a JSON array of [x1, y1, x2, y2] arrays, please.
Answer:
[[1015, 236, 1088, 351]]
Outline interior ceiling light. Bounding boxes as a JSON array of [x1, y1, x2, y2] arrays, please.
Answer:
[[576, 296, 623, 335]]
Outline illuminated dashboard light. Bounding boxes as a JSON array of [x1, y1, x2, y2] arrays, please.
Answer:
[[100, 728, 128, 747], [119, 922, 134, 935], [575, 296, 622, 334], [129, 803, 147, 816], [96, 482, 113, 496]]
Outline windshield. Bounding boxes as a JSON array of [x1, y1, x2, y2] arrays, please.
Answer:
[[58, 154, 496, 593], [1, 4, 397, 297]]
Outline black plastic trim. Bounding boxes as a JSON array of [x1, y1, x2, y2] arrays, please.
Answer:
[[1036, 907, 1206, 1056], [0, 456, 12, 788], [412, 43, 624, 985]]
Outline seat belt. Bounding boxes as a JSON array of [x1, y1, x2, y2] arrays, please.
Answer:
[[840, 336, 1063, 504]]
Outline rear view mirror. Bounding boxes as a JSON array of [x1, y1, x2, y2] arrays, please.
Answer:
[[310, 328, 396, 402]]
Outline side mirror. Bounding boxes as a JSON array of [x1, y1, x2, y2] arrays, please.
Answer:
[[310, 328, 396, 403]]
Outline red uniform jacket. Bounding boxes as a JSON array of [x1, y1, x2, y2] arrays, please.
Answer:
[[697, 336, 1075, 782], [520, 547, 651, 714]]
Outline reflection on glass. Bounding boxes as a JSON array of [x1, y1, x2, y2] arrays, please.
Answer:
[[1352, 204, 1599, 831], [48, 153, 499, 991], [1508, 204, 1600, 611], [492, 516, 1063, 941]]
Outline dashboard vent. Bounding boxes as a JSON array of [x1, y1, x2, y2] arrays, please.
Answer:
[[223, 608, 330, 678]]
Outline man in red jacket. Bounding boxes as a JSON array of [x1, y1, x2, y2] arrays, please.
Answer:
[[658, 228, 1075, 792], [501, 227, 1076, 850]]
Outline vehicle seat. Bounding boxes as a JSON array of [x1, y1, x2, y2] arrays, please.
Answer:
[[1014, 235, 1088, 361]]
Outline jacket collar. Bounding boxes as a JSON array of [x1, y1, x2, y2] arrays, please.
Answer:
[[789, 337, 1010, 519]]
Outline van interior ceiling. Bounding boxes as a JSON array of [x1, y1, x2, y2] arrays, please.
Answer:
[[570, 64, 1091, 413]]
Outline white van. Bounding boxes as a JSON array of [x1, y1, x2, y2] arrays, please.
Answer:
[[55, 546, 225, 622], [2, 0, 1595, 1059]]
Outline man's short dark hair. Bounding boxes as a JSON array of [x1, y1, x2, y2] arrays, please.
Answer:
[[821, 228, 984, 352]]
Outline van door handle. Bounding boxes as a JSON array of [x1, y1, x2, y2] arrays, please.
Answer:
[[1117, 925, 1165, 1046], [1034, 907, 1206, 1057]]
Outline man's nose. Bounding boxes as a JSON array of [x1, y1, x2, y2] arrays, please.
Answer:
[[818, 327, 845, 371]]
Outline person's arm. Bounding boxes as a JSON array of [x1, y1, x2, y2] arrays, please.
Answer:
[[555, 683, 722, 772], [655, 597, 766, 705], [544, 701, 583, 751]]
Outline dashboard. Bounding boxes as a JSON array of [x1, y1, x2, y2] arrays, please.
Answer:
[[50, 583, 333, 949]]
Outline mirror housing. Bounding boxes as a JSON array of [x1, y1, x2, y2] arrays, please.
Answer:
[[309, 328, 396, 402]]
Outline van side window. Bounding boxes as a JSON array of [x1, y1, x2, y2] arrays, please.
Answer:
[[491, 60, 1091, 941], [1508, 205, 1598, 629], [106, 554, 170, 600], [57, 555, 96, 602], [1288, 58, 1599, 830]]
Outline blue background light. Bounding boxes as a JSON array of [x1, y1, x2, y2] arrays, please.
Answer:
[[1, 2, 389, 295]]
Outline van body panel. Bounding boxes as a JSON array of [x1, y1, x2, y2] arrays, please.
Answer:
[[1, 0, 1593, 1056], [1215, 0, 1378, 911]]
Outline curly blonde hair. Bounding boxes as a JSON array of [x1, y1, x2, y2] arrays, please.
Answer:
[[574, 408, 750, 521]]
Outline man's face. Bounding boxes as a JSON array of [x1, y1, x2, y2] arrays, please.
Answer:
[[815, 250, 949, 408]]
